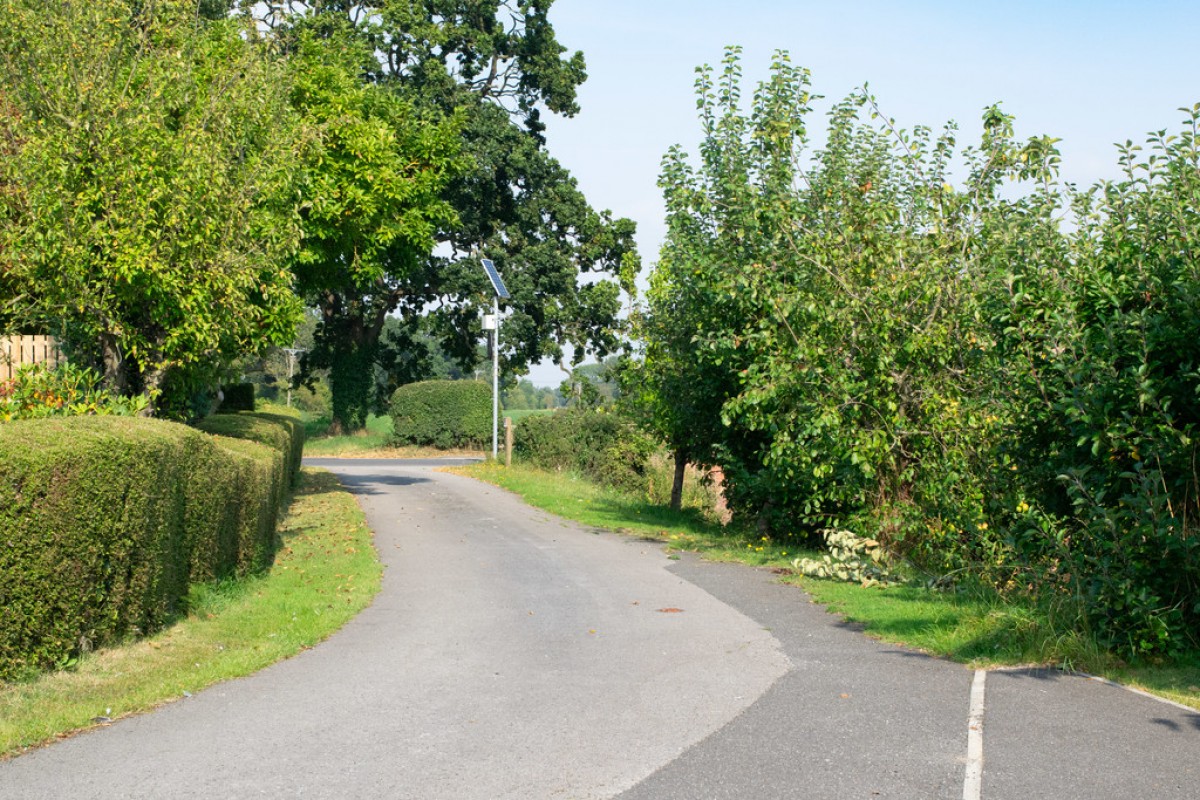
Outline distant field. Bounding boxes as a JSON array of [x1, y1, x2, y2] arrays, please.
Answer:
[[503, 408, 557, 423]]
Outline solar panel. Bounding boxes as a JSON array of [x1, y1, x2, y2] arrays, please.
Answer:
[[480, 258, 510, 299]]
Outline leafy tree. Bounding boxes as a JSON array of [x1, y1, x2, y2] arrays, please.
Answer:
[[502, 377, 558, 411], [0, 0, 303, 413], [632, 50, 815, 518], [640, 49, 1055, 540], [261, 1, 639, 431], [642, 46, 1200, 657], [282, 24, 463, 432]]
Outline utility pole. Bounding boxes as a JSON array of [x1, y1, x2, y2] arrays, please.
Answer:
[[283, 348, 305, 408]]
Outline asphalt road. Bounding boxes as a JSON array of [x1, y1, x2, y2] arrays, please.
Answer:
[[2, 458, 1198, 799]]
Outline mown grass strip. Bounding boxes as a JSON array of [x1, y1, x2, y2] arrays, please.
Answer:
[[452, 462, 814, 567], [0, 468, 382, 757], [454, 461, 1200, 710]]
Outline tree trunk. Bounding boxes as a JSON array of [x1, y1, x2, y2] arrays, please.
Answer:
[[139, 364, 166, 417], [99, 333, 127, 396], [328, 339, 376, 434], [670, 449, 687, 512], [319, 283, 403, 434]]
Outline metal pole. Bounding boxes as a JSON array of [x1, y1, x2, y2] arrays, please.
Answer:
[[492, 296, 500, 459]]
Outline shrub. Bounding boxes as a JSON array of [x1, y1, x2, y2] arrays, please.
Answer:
[[636, 51, 1200, 657], [514, 408, 655, 493], [0, 363, 148, 422], [218, 382, 256, 412], [0, 413, 300, 681], [389, 380, 490, 449], [255, 400, 303, 420]]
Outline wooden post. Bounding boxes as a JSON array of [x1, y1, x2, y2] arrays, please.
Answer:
[[504, 416, 514, 467]]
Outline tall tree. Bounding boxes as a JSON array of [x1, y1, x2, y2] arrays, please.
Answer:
[[283, 22, 462, 432], [0, 88, 26, 334], [262, 0, 639, 431], [629, 49, 809, 515], [0, 0, 304, 413]]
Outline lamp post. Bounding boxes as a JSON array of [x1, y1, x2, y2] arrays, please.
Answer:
[[480, 258, 510, 460]]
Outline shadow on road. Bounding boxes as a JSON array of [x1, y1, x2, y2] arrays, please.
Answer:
[[334, 474, 432, 496]]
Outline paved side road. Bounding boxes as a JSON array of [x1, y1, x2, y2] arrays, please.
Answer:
[[2, 458, 1198, 798], [618, 556, 1200, 799]]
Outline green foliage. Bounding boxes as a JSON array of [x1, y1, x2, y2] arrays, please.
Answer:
[[218, 383, 256, 413], [388, 380, 491, 449], [0, 413, 302, 681], [0, 0, 304, 409], [983, 107, 1200, 657], [513, 408, 656, 493], [263, 2, 638, 431], [282, 23, 463, 433], [638, 47, 1200, 658], [0, 363, 148, 422], [194, 412, 306, 490], [793, 530, 898, 587]]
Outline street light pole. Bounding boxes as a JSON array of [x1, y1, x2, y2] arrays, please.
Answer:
[[479, 258, 510, 462], [492, 295, 500, 460]]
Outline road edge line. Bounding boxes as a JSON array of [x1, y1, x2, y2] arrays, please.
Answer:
[[1076, 672, 1199, 713], [963, 668, 986, 800]]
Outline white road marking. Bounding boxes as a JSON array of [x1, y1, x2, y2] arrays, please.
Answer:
[[964, 669, 987, 800]]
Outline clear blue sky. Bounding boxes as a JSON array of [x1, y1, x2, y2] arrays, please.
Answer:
[[525, 0, 1200, 386]]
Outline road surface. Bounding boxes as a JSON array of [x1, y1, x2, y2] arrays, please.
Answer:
[[1, 458, 1197, 798]]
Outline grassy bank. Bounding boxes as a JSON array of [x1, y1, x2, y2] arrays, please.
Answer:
[[455, 462, 1200, 710], [0, 468, 382, 756]]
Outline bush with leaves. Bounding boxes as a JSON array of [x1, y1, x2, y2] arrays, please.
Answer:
[[514, 408, 656, 494], [792, 530, 898, 587], [0, 412, 301, 680], [0, 363, 148, 422], [389, 380, 491, 449], [981, 109, 1200, 656]]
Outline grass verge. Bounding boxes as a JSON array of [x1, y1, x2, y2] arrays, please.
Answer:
[[302, 413, 393, 456], [301, 413, 485, 459], [0, 468, 382, 757], [451, 462, 815, 567], [454, 461, 1200, 710]]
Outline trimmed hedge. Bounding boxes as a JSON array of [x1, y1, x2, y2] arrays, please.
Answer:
[[195, 412, 305, 488], [389, 379, 491, 449], [514, 409, 655, 493], [0, 413, 303, 681]]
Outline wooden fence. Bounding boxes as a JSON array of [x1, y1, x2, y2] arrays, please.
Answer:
[[0, 335, 62, 381]]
